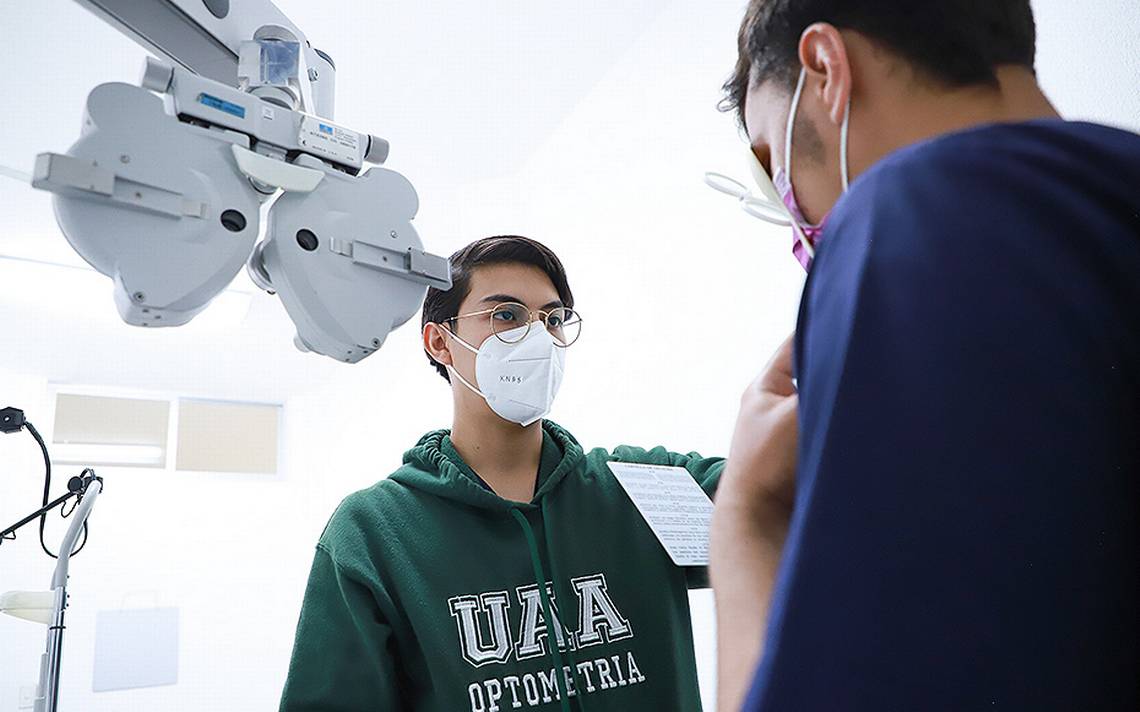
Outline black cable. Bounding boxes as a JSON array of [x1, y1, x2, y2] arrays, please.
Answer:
[[24, 421, 87, 559], [25, 421, 56, 558], [60, 497, 78, 518], [70, 520, 89, 556]]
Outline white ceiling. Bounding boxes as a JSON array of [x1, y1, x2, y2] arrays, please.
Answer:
[[0, 0, 1137, 405]]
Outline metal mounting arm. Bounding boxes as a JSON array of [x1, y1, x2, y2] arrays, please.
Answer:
[[73, 0, 337, 117]]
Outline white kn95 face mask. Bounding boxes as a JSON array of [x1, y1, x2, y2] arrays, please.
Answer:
[[444, 322, 565, 427]]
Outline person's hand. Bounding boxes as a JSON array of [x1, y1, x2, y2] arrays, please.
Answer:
[[723, 333, 799, 511], [710, 333, 799, 712]]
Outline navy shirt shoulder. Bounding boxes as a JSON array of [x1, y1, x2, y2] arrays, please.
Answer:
[[748, 121, 1140, 711]]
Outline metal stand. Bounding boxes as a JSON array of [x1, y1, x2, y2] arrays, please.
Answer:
[[1, 410, 105, 712], [0, 472, 102, 712], [38, 475, 101, 712]]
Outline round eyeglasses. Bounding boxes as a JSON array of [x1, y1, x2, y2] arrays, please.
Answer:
[[448, 302, 582, 347]]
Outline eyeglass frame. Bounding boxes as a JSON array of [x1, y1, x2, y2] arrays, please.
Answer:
[[443, 301, 582, 347]]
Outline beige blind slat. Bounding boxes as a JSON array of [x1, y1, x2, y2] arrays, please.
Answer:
[[53, 394, 170, 446]]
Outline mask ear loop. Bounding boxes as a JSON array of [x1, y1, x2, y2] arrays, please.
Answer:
[[445, 364, 485, 399], [839, 94, 851, 192], [784, 70, 807, 188], [784, 69, 816, 261], [434, 323, 487, 398]]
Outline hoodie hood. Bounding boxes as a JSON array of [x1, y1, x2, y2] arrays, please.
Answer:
[[390, 420, 586, 512]]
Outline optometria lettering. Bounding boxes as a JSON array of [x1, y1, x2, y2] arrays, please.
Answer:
[[466, 652, 647, 712]]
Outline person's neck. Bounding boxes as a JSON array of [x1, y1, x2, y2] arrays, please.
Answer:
[[450, 408, 544, 503], [855, 66, 1060, 179]]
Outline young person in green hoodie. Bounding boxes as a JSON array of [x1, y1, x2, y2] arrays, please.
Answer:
[[280, 235, 724, 712]]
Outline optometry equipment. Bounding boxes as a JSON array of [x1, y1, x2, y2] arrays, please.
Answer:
[[1, 407, 105, 712], [23, 0, 452, 363]]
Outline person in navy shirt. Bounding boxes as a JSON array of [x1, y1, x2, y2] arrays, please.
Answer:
[[709, 2, 1139, 711]]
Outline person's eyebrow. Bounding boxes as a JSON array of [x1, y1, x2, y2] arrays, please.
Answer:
[[479, 294, 564, 310]]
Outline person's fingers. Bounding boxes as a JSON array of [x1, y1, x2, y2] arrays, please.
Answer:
[[760, 333, 796, 396]]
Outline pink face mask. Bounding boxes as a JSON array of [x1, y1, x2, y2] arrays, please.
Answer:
[[773, 67, 851, 271], [773, 167, 827, 271]]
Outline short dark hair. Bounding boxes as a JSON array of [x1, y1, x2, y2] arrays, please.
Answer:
[[421, 235, 575, 381], [721, 1, 1037, 126]]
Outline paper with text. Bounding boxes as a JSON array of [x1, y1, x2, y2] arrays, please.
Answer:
[[607, 461, 713, 566]]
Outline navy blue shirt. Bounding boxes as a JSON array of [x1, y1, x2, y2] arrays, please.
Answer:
[[745, 121, 1140, 711]]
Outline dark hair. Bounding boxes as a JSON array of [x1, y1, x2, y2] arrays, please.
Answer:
[[421, 235, 574, 381], [721, 1, 1037, 126]]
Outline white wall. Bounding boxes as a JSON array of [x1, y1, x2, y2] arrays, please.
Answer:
[[0, 370, 316, 711], [1033, 0, 1140, 132]]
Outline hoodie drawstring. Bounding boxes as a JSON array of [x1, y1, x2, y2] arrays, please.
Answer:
[[541, 499, 587, 704], [510, 507, 573, 712]]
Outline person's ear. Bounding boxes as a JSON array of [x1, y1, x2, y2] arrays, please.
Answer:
[[423, 322, 454, 371], [799, 22, 853, 126]]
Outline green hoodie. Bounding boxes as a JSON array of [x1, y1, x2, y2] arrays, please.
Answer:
[[280, 421, 723, 712]]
